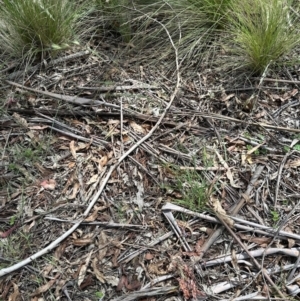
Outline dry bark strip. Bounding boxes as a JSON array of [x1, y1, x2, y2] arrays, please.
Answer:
[[6, 50, 90, 80], [173, 109, 300, 134], [76, 80, 159, 92], [110, 286, 178, 301], [7, 80, 120, 108]]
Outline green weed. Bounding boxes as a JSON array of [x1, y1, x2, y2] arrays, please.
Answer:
[[271, 210, 280, 223], [172, 167, 210, 212]]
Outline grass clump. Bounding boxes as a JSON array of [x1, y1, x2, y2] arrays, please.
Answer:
[[129, 0, 233, 67], [92, 0, 133, 42], [228, 0, 300, 74], [172, 167, 210, 212], [0, 0, 83, 59], [187, 0, 232, 29]]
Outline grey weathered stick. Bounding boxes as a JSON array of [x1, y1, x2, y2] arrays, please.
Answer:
[[7, 50, 90, 80], [162, 203, 300, 242], [215, 210, 287, 299], [7, 80, 120, 108], [274, 150, 295, 208], [230, 165, 265, 215]]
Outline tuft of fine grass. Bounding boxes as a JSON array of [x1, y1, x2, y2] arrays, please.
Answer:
[[227, 0, 300, 74], [129, 0, 232, 68], [172, 167, 210, 212], [187, 0, 232, 29], [92, 0, 133, 42], [0, 0, 83, 60]]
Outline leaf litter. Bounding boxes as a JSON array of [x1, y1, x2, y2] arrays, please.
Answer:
[[1, 33, 300, 301]]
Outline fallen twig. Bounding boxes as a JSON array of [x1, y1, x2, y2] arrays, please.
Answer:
[[6, 50, 90, 80], [274, 150, 295, 208], [173, 109, 300, 134], [110, 286, 178, 301], [77, 79, 159, 92], [44, 216, 147, 230], [202, 247, 300, 268], [162, 203, 300, 241], [7, 80, 120, 108]]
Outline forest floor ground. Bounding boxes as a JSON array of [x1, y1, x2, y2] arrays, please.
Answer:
[[1, 33, 300, 301]]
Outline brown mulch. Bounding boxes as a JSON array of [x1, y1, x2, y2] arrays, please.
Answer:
[[1, 36, 300, 301]]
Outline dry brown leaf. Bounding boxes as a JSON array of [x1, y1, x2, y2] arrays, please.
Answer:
[[79, 274, 94, 290], [116, 275, 127, 291], [1, 280, 12, 300], [92, 258, 106, 283], [246, 142, 265, 155], [13, 113, 28, 129], [84, 209, 99, 222], [70, 140, 77, 159], [262, 283, 270, 296], [130, 121, 146, 134], [144, 253, 154, 260], [76, 142, 89, 150], [241, 152, 247, 165], [222, 93, 235, 102], [85, 205, 107, 222], [210, 197, 234, 228], [112, 248, 121, 267], [68, 161, 76, 168], [0, 224, 19, 238], [86, 174, 99, 185], [237, 233, 271, 246], [78, 251, 93, 286], [123, 135, 132, 143], [97, 231, 108, 261], [283, 88, 298, 100], [42, 264, 54, 277], [23, 220, 35, 234], [126, 279, 141, 291], [285, 226, 296, 248], [231, 249, 239, 272], [31, 275, 59, 297], [148, 260, 168, 275], [214, 149, 240, 188], [54, 242, 67, 260], [285, 159, 300, 169], [73, 238, 93, 247], [68, 182, 79, 199], [29, 125, 49, 130], [267, 92, 283, 102], [54, 280, 66, 298], [99, 155, 108, 167], [8, 282, 20, 301]]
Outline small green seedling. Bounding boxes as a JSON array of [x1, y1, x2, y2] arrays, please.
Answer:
[[172, 167, 211, 212], [95, 291, 104, 299], [271, 210, 280, 223]]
